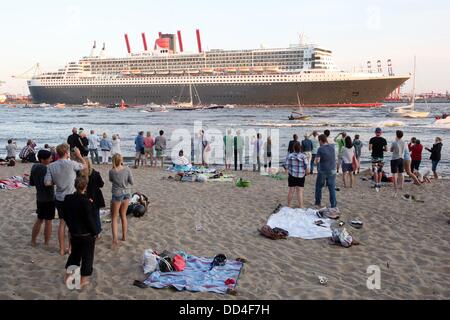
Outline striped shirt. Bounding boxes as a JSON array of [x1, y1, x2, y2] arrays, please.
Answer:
[[284, 152, 308, 178]]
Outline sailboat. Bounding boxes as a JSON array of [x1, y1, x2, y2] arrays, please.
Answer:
[[289, 92, 310, 120], [174, 83, 202, 111], [391, 57, 430, 118]]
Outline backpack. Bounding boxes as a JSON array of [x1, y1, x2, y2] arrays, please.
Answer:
[[127, 193, 149, 217], [259, 225, 289, 240]]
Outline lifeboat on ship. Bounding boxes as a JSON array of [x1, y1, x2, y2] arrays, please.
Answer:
[[265, 66, 281, 73], [252, 67, 264, 72], [156, 70, 170, 75], [239, 68, 251, 72], [225, 68, 237, 73], [186, 70, 200, 75], [201, 68, 214, 73], [130, 69, 141, 75], [171, 70, 184, 75]]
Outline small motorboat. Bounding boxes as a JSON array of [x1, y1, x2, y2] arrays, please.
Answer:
[[54, 103, 66, 109], [83, 99, 100, 107]]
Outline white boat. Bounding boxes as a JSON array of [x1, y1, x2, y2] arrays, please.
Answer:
[[39, 103, 51, 108], [289, 92, 311, 120], [83, 99, 100, 107], [391, 57, 429, 118], [434, 115, 450, 125], [174, 83, 203, 110], [225, 104, 235, 109]]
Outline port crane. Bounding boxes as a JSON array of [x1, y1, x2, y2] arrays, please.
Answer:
[[12, 63, 41, 79]]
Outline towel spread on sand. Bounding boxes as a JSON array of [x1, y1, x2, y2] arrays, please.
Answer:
[[167, 166, 217, 174], [267, 207, 333, 239], [143, 255, 243, 294], [0, 176, 30, 190]]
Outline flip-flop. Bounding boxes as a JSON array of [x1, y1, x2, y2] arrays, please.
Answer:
[[133, 280, 147, 289], [350, 220, 364, 229]]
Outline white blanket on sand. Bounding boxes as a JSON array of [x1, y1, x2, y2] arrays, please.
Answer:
[[267, 207, 333, 240]]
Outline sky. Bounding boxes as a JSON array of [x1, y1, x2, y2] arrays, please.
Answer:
[[1, 0, 449, 95]]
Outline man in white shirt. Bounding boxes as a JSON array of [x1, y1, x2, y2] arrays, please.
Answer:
[[88, 130, 100, 164]]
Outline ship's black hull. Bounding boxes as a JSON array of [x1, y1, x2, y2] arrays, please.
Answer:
[[29, 77, 409, 107]]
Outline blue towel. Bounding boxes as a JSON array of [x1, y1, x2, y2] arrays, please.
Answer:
[[143, 255, 243, 294]]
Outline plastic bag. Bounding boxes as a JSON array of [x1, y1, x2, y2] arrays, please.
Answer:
[[142, 249, 158, 274]]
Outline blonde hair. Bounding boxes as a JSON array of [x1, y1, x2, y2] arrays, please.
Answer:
[[112, 153, 123, 169], [56, 143, 69, 157], [86, 158, 93, 176]]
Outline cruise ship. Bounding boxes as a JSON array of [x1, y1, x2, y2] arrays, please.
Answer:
[[28, 30, 410, 107]]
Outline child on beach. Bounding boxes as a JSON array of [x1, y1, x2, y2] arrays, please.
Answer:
[[109, 154, 134, 249], [341, 136, 355, 188], [284, 141, 309, 208], [30, 150, 55, 247], [63, 176, 98, 289]]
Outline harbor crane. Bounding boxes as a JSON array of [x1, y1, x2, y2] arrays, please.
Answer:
[[12, 63, 41, 79]]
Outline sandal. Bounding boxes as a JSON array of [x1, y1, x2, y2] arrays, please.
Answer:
[[133, 280, 147, 289]]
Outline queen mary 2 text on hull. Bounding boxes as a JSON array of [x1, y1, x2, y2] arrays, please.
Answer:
[[28, 30, 410, 107]]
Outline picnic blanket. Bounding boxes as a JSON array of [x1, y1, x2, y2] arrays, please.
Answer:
[[143, 254, 243, 294], [167, 165, 217, 174], [267, 207, 333, 239], [0, 176, 30, 190]]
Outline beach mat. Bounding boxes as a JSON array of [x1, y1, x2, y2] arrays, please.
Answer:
[[143, 254, 243, 294], [267, 207, 333, 239], [0, 176, 30, 190]]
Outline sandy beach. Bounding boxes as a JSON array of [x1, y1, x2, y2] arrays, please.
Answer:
[[0, 162, 449, 300]]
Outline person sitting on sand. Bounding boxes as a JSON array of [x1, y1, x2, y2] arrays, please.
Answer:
[[45, 144, 87, 256], [19, 139, 37, 163], [5, 139, 17, 161], [415, 167, 432, 184], [63, 176, 98, 290], [284, 141, 309, 208], [173, 150, 191, 167], [109, 154, 134, 249], [30, 150, 55, 247]]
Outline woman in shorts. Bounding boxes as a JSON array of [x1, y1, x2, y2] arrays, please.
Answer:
[[283, 142, 309, 208], [341, 136, 355, 188], [109, 154, 134, 249]]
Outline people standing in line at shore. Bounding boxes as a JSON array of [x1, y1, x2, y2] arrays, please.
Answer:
[[284, 141, 309, 208], [88, 130, 100, 165], [252, 133, 263, 172], [5, 139, 17, 161], [63, 176, 98, 290], [402, 140, 421, 185], [426, 137, 443, 180], [85, 159, 105, 237], [44, 144, 87, 256], [67, 128, 84, 160], [409, 138, 423, 171], [264, 136, 273, 172], [111, 134, 121, 157], [341, 136, 355, 188], [302, 133, 313, 171], [19, 139, 37, 163], [309, 131, 319, 174], [288, 134, 299, 154], [155, 130, 167, 168], [109, 154, 134, 249], [369, 128, 387, 192], [224, 129, 234, 170], [99, 133, 112, 165], [79, 130, 90, 158], [30, 150, 55, 247], [390, 130, 406, 194], [234, 129, 244, 171], [353, 135, 363, 174], [334, 132, 347, 174], [314, 134, 337, 208], [144, 131, 155, 167], [134, 131, 145, 168]]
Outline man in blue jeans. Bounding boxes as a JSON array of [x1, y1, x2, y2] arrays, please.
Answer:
[[314, 134, 337, 208]]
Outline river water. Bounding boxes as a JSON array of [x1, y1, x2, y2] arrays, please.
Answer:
[[1, 103, 449, 173]]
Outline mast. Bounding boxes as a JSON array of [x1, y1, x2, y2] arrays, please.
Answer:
[[189, 83, 193, 106], [411, 56, 416, 110]]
